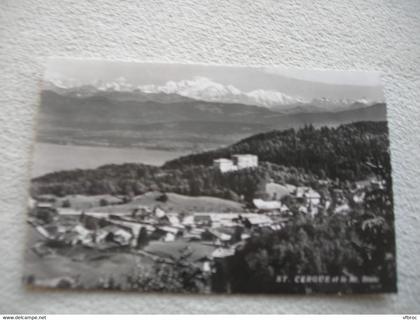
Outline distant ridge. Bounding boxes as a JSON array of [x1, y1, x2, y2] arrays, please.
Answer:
[[38, 89, 387, 152]]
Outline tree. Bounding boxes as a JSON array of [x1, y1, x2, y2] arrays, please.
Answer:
[[137, 227, 149, 249], [232, 226, 243, 243], [62, 199, 71, 208], [155, 193, 169, 202]]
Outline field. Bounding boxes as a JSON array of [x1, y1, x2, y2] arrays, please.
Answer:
[[90, 192, 245, 213], [24, 226, 153, 289], [24, 225, 212, 290], [55, 194, 122, 210], [145, 240, 216, 261]]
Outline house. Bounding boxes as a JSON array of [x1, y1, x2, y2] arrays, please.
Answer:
[[353, 190, 366, 204], [195, 256, 212, 273], [159, 226, 179, 234], [182, 215, 194, 226], [194, 215, 212, 228], [318, 179, 330, 186], [157, 226, 180, 242], [370, 178, 385, 190], [212, 247, 235, 258], [213, 158, 237, 173], [298, 205, 308, 214], [241, 233, 251, 240], [270, 224, 283, 231], [70, 224, 92, 245], [168, 215, 181, 226], [295, 187, 321, 205], [36, 202, 55, 209], [265, 182, 295, 200], [232, 154, 258, 170], [34, 225, 53, 239], [164, 232, 176, 242], [154, 207, 166, 218], [96, 225, 133, 246], [246, 215, 273, 227], [280, 203, 290, 215], [213, 154, 258, 173], [332, 188, 345, 201], [334, 203, 351, 215], [214, 231, 232, 242], [131, 205, 152, 219], [252, 198, 281, 211], [214, 237, 232, 247], [153, 207, 171, 225], [308, 203, 319, 217]]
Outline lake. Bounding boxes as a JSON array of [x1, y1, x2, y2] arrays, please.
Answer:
[[31, 142, 187, 178]]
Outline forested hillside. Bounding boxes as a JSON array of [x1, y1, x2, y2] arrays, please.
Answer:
[[31, 162, 313, 202], [164, 121, 391, 181], [31, 121, 391, 202]]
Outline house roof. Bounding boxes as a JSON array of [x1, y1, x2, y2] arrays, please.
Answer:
[[213, 158, 233, 163], [232, 154, 257, 158], [296, 187, 321, 199], [265, 182, 293, 198], [253, 198, 281, 210], [212, 247, 235, 258], [154, 207, 166, 218], [36, 202, 55, 209]]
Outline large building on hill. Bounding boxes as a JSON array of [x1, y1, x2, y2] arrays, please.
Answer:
[[213, 158, 237, 173], [213, 154, 258, 173], [232, 154, 258, 169]]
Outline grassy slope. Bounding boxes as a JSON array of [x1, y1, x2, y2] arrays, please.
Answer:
[[145, 240, 215, 261], [57, 194, 123, 210], [90, 191, 244, 214], [24, 225, 153, 288]]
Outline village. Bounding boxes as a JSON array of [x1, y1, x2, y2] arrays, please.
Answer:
[[26, 154, 387, 290]]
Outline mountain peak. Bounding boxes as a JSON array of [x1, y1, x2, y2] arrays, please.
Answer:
[[44, 76, 382, 113]]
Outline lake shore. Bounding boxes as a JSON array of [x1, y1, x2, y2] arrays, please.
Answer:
[[31, 142, 187, 178]]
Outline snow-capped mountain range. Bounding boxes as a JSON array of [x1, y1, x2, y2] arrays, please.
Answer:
[[44, 76, 382, 113]]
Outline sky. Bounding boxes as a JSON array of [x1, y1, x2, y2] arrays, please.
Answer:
[[44, 58, 385, 102]]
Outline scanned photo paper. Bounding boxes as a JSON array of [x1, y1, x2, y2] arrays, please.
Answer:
[[24, 59, 396, 294]]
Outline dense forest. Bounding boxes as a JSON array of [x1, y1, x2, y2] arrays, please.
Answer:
[[31, 162, 314, 202], [223, 173, 396, 294], [164, 121, 391, 182], [225, 207, 396, 293], [31, 121, 392, 203]]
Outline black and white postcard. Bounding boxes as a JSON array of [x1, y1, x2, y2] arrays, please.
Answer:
[[24, 59, 396, 294]]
